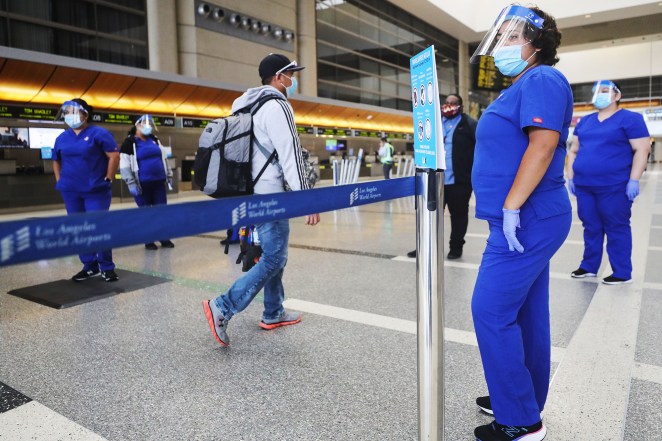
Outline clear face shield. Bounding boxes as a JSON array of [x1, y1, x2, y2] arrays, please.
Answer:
[[136, 114, 157, 136], [470, 5, 544, 64], [55, 100, 88, 129], [591, 80, 619, 109]]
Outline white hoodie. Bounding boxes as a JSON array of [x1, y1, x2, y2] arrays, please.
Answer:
[[231, 85, 309, 195]]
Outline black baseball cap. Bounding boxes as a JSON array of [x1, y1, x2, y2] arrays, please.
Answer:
[[258, 53, 305, 81]]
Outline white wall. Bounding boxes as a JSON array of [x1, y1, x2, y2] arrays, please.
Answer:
[[556, 40, 662, 84]]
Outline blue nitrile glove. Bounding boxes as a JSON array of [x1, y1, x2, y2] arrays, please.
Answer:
[[503, 208, 524, 253], [567, 178, 576, 196], [626, 179, 639, 201], [129, 186, 140, 197]]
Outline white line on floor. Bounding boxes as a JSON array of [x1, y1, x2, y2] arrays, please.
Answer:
[[0, 401, 107, 441], [632, 362, 662, 386], [648, 246, 662, 251], [391, 257, 598, 283], [643, 282, 662, 290], [651, 226, 662, 229], [283, 298, 566, 363]]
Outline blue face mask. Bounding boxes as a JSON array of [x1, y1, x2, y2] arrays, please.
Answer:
[[282, 75, 298, 97], [64, 113, 83, 129], [592, 92, 612, 110], [493, 43, 533, 77], [140, 125, 153, 136]]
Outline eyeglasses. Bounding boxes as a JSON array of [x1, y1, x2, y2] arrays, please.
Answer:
[[275, 60, 298, 76]]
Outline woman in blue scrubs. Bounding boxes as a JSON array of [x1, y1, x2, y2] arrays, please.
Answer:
[[119, 114, 175, 250], [469, 6, 572, 440], [566, 81, 650, 285], [52, 99, 120, 282]]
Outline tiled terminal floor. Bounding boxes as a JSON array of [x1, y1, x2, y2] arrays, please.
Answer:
[[1, 169, 661, 440]]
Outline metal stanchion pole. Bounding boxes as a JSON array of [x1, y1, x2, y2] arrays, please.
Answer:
[[416, 168, 445, 441]]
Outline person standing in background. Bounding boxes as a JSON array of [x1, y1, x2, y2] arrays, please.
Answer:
[[52, 98, 120, 282], [566, 80, 650, 285], [379, 136, 394, 179], [119, 114, 175, 250], [408, 94, 477, 259]]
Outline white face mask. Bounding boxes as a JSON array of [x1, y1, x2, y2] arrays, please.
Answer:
[[64, 113, 83, 129], [280, 75, 298, 97]]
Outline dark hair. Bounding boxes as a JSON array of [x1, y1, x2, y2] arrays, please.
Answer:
[[380, 136, 388, 142], [72, 98, 94, 119], [529, 7, 561, 66], [445, 94, 463, 106], [261, 75, 274, 86], [612, 80, 623, 104]]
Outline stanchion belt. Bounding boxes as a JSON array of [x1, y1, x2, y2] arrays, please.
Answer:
[[0, 178, 415, 267]]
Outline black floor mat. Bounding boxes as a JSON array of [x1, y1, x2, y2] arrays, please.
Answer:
[[7, 269, 171, 309]]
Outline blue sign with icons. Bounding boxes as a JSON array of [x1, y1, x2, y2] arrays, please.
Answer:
[[410, 46, 444, 170]]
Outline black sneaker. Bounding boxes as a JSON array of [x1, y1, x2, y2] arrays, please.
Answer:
[[475, 420, 546, 441], [447, 250, 462, 260], [476, 396, 493, 415], [145, 243, 158, 250], [570, 268, 596, 278], [101, 270, 119, 282], [602, 275, 632, 285], [407, 250, 417, 258], [160, 240, 175, 248], [72, 268, 101, 282]]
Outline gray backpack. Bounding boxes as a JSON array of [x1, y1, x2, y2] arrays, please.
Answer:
[[194, 95, 280, 198]]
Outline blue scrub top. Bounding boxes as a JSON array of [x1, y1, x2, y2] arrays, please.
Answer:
[[53, 125, 118, 193], [135, 137, 166, 183], [572, 109, 649, 187], [443, 113, 462, 185], [472, 65, 573, 221]]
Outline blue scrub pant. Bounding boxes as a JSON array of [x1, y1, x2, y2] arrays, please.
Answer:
[[133, 181, 169, 243], [575, 184, 632, 279], [134, 180, 167, 207], [60, 189, 114, 272], [472, 208, 571, 426]]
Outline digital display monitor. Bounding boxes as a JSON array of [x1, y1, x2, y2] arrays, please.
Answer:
[[41, 147, 53, 160], [406, 142, 414, 152], [0, 127, 29, 148], [336, 140, 347, 150], [325, 139, 338, 151], [28, 127, 64, 149]]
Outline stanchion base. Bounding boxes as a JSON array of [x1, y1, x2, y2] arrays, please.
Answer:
[[7, 269, 170, 309]]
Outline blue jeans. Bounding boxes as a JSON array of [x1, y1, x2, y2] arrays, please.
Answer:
[[60, 189, 114, 271], [213, 219, 289, 321]]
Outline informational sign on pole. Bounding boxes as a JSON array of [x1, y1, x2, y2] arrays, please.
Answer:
[[409, 46, 445, 170]]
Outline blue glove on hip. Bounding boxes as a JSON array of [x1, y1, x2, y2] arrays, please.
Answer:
[[129, 186, 140, 197], [626, 179, 639, 201], [503, 208, 524, 253], [567, 178, 576, 196]]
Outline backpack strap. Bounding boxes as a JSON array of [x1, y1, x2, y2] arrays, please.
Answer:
[[247, 94, 284, 187]]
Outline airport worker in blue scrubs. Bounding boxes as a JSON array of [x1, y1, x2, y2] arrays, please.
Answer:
[[468, 6, 572, 440], [119, 114, 175, 250], [566, 80, 650, 285], [52, 98, 120, 282]]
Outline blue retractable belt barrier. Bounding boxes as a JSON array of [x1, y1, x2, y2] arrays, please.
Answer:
[[0, 178, 415, 267]]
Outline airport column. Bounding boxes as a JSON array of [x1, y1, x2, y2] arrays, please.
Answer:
[[146, 0, 179, 73], [458, 41, 470, 105], [296, 0, 318, 96]]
